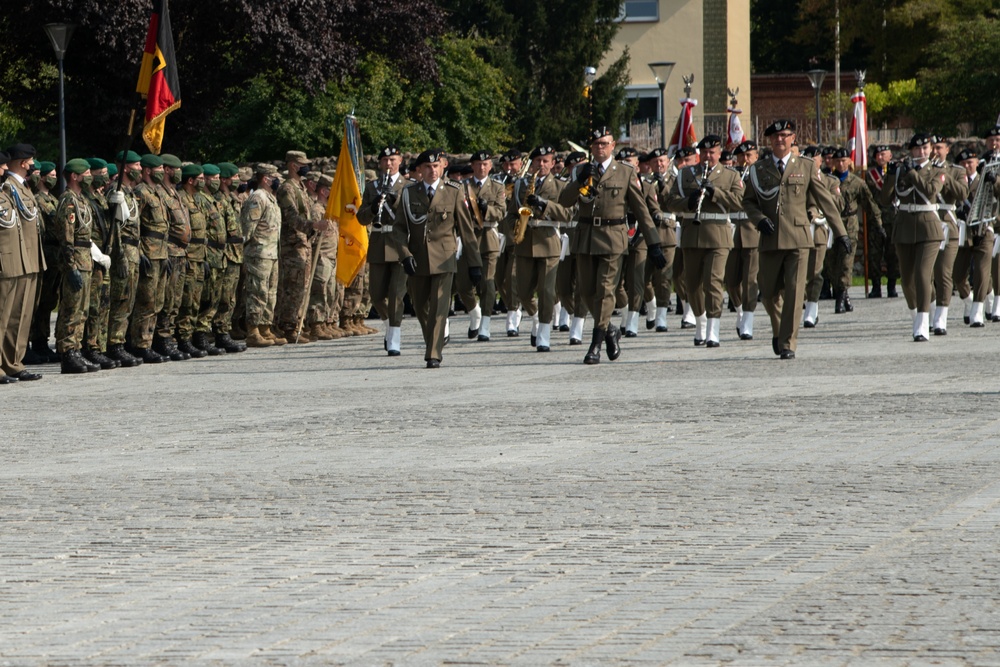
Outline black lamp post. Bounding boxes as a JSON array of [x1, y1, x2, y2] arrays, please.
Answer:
[[648, 62, 675, 150], [807, 69, 827, 144], [44, 22, 76, 193]]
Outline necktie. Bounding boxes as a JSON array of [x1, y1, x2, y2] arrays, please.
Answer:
[[598, 164, 606, 177], [777, 159, 785, 175], [427, 185, 435, 200]]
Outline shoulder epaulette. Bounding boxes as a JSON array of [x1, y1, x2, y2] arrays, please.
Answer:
[[445, 180, 462, 189]]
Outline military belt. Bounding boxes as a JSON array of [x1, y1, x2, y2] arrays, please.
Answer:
[[168, 234, 189, 248], [141, 229, 165, 240], [207, 240, 226, 250], [371, 225, 394, 233], [578, 217, 625, 226], [898, 204, 938, 213], [121, 237, 140, 247], [189, 237, 206, 244], [226, 236, 243, 245], [681, 213, 730, 221], [528, 220, 562, 229], [73, 239, 92, 248], [482, 223, 498, 229], [731, 212, 749, 221]]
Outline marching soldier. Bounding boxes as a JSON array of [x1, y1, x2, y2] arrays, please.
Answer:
[[666, 135, 743, 347], [949, 148, 994, 334], [241, 163, 284, 347], [724, 140, 760, 339], [456, 150, 506, 341], [672, 146, 699, 328], [646, 147, 679, 332], [800, 145, 845, 329], [358, 146, 408, 355], [742, 120, 848, 359], [557, 126, 667, 364], [881, 133, 948, 341], [829, 147, 884, 314], [1, 145, 45, 381], [511, 145, 572, 351], [865, 144, 900, 297], [613, 146, 656, 338], [392, 149, 482, 368], [556, 150, 589, 344], [496, 149, 525, 336], [926, 137, 969, 329]]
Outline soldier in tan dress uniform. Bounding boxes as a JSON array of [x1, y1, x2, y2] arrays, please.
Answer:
[[800, 145, 845, 329], [392, 149, 482, 368], [741, 120, 848, 359], [949, 147, 996, 333], [666, 135, 743, 347], [557, 126, 667, 365], [724, 140, 761, 339], [645, 147, 679, 333]]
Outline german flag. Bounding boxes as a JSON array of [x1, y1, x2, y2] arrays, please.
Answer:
[[135, 0, 181, 154]]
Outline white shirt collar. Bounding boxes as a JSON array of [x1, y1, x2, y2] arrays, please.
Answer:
[[9, 172, 25, 185]]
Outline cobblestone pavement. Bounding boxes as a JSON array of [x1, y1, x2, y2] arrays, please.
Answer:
[[3, 289, 1000, 666]]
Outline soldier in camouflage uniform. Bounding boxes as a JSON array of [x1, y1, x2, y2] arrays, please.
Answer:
[[81, 157, 116, 369], [241, 163, 283, 347], [191, 163, 229, 354], [305, 173, 341, 340], [54, 159, 100, 374], [174, 163, 214, 358], [153, 153, 192, 361], [104, 151, 143, 367], [209, 162, 246, 352], [27, 160, 61, 363], [127, 154, 170, 363]]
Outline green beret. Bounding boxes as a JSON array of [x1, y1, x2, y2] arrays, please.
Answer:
[[217, 162, 239, 178], [64, 158, 91, 175], [86, 157, 108, 171], [106, 164, 118, 177], [180, 163, 203, 179], [160, 153, 182, 168], [141, 154, 163, 168], [202, 163, 220, 176], [116, 150, 142, 163], [37, 161, 56, 174]]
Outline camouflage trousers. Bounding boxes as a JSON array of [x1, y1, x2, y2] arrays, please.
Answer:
[[108, 259, 139, 346], [244, 256, 279, 327], [176, 260, 206, 339], [212, 261, 241, 334], [307, 254, 335, 326], [276, 245, 312, 331], [55, 268, 91, 353], [195, 264, 225, 333], [83, 265, 111, 352], [128, 258, 165, 349], [341, 267, 365, 319], [30, 244, 61, 344], [329, 273, 344, 323], [867, 220, 900, 284], [156, 254, 189, 342]]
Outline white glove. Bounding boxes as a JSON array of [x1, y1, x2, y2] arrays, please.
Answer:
[[107, 190, 125, 206], [90, 242, 111, 270]]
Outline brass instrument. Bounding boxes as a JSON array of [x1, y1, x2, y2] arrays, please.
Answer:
[[692, 160, 710, 224], [514, 174, 536, 245], [374, 170, 390, 227], [969, 156, 1000, 228], [465, 179, 486, 229]]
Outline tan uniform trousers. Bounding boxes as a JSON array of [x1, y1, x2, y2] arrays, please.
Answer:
[[577, 253, 625, 330], [409, 272, 454, 362], [805, 242, 829, 303], [933, 237, 959, 307], [683, 247, 729, 319], [896, 241, 939, 312], [369, 261, 408, 326], [953, 230, 993, 302], [724, 242, 759, 312], [515, 255, 559, 324], [759, 248, 809, 353], [0, 273, 37, 375]]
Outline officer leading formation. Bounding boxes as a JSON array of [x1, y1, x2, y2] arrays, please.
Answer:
[[2, 121, 999, 378]]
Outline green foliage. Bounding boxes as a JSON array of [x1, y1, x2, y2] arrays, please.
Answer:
[[863, 79, 917, 123]]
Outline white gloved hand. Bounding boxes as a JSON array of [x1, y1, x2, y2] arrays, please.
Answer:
[[107, 190, 125, 206], [90, 242, 112, 270]]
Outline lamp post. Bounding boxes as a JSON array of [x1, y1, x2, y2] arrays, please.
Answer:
[[648, 61, 675, 149], [807, 69, 827, 144], [44, 22, 76, 193]]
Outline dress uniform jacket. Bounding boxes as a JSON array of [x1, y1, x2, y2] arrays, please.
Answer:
[[653, 172, 679, 247], [358, 174, 407, 263], [881, 163, 948, 244], [557, 161, 658, 255], [743, 155, 847, 248], [1, 177, 45, 276], [512, 175, 571, 258], [730, 168, 759, 248], [667, 163, 744, 249], [466, 177, 506, 254], [392, 180, 482, 275]]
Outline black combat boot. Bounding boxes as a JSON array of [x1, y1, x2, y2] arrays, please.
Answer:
[[177, 337, 208, 358], [584, 328, 604, 365], [192, 331, 224, 356], [215, 332, 245, 353], [84, 348, 119, 369], [868, 282, 882, 298], [843, 292, 854, 312], [60, 349, 91, 374], [604, 326, 622, 361], [886, 279, 898, 297], [107, 343, 142, 367], [834, 290, 846, 314], [820, 278, 833, 300]]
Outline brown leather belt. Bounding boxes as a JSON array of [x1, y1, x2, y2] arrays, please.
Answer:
[[578, 217, 625, 226]]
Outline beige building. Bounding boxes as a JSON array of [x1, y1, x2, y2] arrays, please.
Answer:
[[603, 0, 751, 148]]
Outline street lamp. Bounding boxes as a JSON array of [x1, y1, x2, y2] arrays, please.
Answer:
[[648, 61, 675, 149], [807, 68, 827, 144], [44, 22, 76, 193]]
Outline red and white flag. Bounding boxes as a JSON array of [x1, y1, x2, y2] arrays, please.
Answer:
[[668, 96, 698, 157], [847, 89, 868, 169], [726, 104, 745, 150]]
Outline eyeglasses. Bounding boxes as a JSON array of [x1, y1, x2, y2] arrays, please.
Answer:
[[592, 140, 613, 147], [774, 132, 795, 139]]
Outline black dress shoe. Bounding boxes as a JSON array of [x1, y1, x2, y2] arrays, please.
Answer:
[[681, 321, 695, 329], [971, 322, 985, 328], [694, 338, 706, 347], [656, 326, 668, 332], [387, 350, 401, 357], [739, 333, 753, 340], [706, 340, 719, 348], [467, 328, 478, 340], [536, 345, 550, 352], [584, 328, 603, 365], [933, 328, 947, 336], [605, 327, 622, 360], [913, 335, 928, 342], [530, 335, 537, 347], [569, 337, 582, 345], [964, 316, 971, 324], [0, 374, 18, 384], [624, 330, 637, 338], [477, 334, 490, 342], [646, 320, 655, 330], [426, 359, 441, 368], [772, 337, 780, 355], [780, 349, 796, 359], [559, 324, 570, 332], [13, 369, 42, 381], [507, 329, 519, 337]]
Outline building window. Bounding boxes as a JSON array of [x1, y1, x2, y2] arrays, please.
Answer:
[[618, 0, 659, 22], [621, 86, 661, 141]]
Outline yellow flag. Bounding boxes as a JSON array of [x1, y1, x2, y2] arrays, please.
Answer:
[[328, 124, 369, 285]]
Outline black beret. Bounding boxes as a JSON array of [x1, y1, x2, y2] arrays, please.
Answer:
[[764, 119, 795, 136], [445, 164, 464, 176], [528, 146, 556, 159], [801, 145, 821, 158], [637, 152, 650, 163], [6, 143, 36, 160], [871, 144, 891, 154], [908, 133, 933, 148], [676, 146, 697, 158], [697, 135, 722, 150], [647, 147, 669, 159], [985, 126, 1000, 139], [931, 135, 949, 145], [733, 140, 757, 156], [565, 151, 586, 164], [500, 149, 523, 163], [956, 148, 978, 162], [590, 126, 613, 142], [0, 151, 9, 166], [615, 147, 639, 160], [461, 164, 473, 176], [832, 147, 850, 159], [470, 150, 493, 163], [720, 150, 733, 162], [414, 149, 443, 168], [821, 145, 837, 157], [379, 146, 401, 158]]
